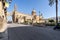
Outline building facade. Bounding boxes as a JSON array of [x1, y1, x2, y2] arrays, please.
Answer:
[[0, 0, 7, 32], [12, 5, 45, 24]]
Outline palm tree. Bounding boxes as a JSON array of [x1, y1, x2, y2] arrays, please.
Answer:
[[49, 0, 58, 25]]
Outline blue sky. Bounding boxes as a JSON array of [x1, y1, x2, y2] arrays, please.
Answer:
[[7, 0, 60, 21]]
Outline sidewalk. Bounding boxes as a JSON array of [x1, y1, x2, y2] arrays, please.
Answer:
[[7, 23, 32, 28]]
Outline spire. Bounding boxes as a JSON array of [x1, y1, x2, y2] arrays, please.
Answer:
[[14, 4, 17, 11]]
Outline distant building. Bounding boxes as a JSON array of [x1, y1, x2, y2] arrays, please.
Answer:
[[12, 4, 45, 24]]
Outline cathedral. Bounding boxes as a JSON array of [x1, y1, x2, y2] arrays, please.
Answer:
[[12, 4, 45, 24]]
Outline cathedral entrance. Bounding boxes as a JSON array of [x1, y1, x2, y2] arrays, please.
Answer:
[[16, 18, 18, 23]]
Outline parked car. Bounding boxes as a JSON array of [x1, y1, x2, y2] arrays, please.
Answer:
[[8, 21, 12, 23]]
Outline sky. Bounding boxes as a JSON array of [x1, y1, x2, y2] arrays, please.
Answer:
[[7, 0, 60, 21]]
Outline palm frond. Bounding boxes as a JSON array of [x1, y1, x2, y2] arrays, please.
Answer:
[[49, 0, 55, 6]]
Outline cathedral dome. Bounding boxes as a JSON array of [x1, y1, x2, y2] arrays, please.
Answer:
[[32, 9, 36, 13], [32, 9, 36, 16]]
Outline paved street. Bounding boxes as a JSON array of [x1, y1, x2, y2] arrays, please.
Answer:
[[0, 23, 60, 40]]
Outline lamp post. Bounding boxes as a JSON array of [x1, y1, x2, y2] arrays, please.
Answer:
[[8, 0, 12, 3]]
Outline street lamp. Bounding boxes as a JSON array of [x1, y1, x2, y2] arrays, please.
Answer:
[[8, 0, 12, 4], [4, 0, 12, 16]]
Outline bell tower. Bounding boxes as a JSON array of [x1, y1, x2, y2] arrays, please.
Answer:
[[12, 4, 17, 23]]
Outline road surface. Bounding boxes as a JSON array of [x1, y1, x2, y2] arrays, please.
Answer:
[[0, 23, 60, 40]]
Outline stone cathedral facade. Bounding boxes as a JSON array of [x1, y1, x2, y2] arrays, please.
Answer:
[[12, 4, 45, 24]]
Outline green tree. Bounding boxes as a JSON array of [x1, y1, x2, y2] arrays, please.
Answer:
[[49, 19, 54, 23], [49, 0, 58, 25]]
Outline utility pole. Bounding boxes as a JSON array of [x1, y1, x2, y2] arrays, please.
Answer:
[[39, 11, 40, 23]]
